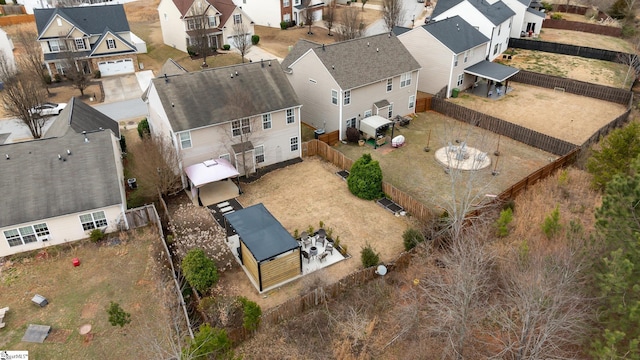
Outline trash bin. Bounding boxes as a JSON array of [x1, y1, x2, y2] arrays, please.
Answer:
[[314, 129, 325, 139], [452, 88, 460, 98], [127, 178, 137, 189]]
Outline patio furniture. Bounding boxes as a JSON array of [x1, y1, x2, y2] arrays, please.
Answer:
[[319, 251, 329, 262], [301, 231, 312, 248], [309, 246, 318, 260], [316, 233, 326, 247], [325, 242, 334, 255], [392, 135, 405, 148], [301, 250, 311, 264]]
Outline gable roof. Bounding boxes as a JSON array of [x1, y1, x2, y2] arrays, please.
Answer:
[[35, 5, 130, 37], [526, 7, 546, 17], [422, 16, 489, 54], [282, 33, 421, 90], [89, 28, 136, 56], [432, 0, 515, 26], [151, 60, 300, 132], [172, 0, 236, 26], [0, 129, 122, 228], [45, 97, 120, 139]]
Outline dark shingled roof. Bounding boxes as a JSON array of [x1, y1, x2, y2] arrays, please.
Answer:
[[282, 33, 421, 90], [432, 0, 515, 26], [159, 58, 189, 77], [0, 129, 122, 228], [422, 16, 489, 53], [224, 203, 299, 262], [464, 59, 519, 82], [45, 97, 120, 139], [35, 5, 130, 38], [151, 61, 300, 132]]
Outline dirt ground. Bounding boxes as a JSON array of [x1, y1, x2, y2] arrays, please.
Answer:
[[538, 29, 633, 53], [449, 83, 628, 145]]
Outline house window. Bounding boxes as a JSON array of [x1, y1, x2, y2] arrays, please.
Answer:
[[309, 78, 317, 84], [343, 90, 351, 105], [75, 38, 85, 50], [219, 153, 231, 161], [4, 224, 46, 247], [179, 132, 192, 149], [283, 13, 291, 22], [187, 18, 203, 30], [283, 0, 290, 7], [232, 118, 251, 136], [255, 145, 265, 163], [454, 54, 459, 66], [208, 16, 217, 27], [464, 50, 469, 63], [106, 39, 116, 49], [80, 211, 107, 231], [290, 136, 299, 152], [388, 104, 393, 119], [262, 113, 272, 130], [164, 13, 168, 20], [364, 110, 372, 118], [400, 72, 411, 87], [286, 108, 295, 124], [457, 73, 464, 86], [498, 24, 501, 36], [386, 78, 392, 92], [48, 39, 66, 52], [33, 223, 50, 237], [294, 0, 300, 4], [331, 89, 338, 105], [493, 43, 500, 55], [346, 117, 356, 128], [409, 95, 415, 109], [233, 14, 242, 24]]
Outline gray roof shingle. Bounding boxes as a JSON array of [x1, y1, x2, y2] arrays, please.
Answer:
[[422, 16, 489, 53], [151, 61, 300, 132], [282, 33, 421, 90], [432, 0, 515, 26], [45, 97, 120, 139], [0, 129, 122, 228], [35, 5, 130, 38]]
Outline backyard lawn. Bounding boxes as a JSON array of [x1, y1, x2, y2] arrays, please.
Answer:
[[0, 228, 169, 359]]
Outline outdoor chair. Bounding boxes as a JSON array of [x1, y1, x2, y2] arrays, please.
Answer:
[[325, 242, 334, 255], [301, 250, 311, 264], [319, 251, 329, 262], [316, 232, 326, 247], [301, 231, 312, 248]]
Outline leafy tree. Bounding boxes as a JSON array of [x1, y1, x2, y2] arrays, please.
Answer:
[[238, 296, 262, 331], [360, 243, 380, 268], [587, 122, 640, 190], [183, 324, 234, 359], [182, 249, 219, 293], [137, 118, 150, 138], [107, 301, 131, 327], [541, 205, 561, 239], [403, 228, 425, 251], [347, 153, 383, 200], [495, 207, 513, 237]]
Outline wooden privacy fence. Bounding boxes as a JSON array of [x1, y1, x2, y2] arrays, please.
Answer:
[[431, 98, 577, 156], [508, 38, 631, 64], [415, 97, 431, 112], [0, 5, 25, 15], [0, 14, 33, 26], [510, 70, 634, 104], [581, 109, 631, 149], [318, 130, 340, 146], [125, 204, 159, 229], [542, 19, 622, 37]]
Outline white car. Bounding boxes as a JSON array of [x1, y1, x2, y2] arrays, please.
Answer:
[[30, 102, 67, 117]]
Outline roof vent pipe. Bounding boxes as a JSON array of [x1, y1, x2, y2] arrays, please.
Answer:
[[58, 154, 62, 160], [83, 131, 89, 143], [5, 154, 8, 160], [67, 149, 71, 155], [268, 60, 272, 66], [261, 59, 264, 67]]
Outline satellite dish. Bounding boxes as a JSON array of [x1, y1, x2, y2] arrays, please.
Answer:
[[375, 264, 387, 276]]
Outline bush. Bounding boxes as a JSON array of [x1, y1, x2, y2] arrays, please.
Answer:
[[495, 207, 513, 237], [119, 134, 127, 154], [587, 122, 640, 190], [280, 21, 288, 29], [107, 301, 131, 327], [346, 127, 360, 143], [54, 74, 62, 82], [186, 45, 198, 56], [93, 70, 101, 79], [347, 153, 383, 200], [403, 228, 425, 251], [251, 35, 260, 45], [183, 324, 233, 359], [90, 228, 105, 242], [541, 1, 553, 11], [43, 74, 52, 85], [137, 118, 150, 139], [181, 249, 219, 293], [222, 44, 231, 51], [238, 296, 262, 331], [361, 243, 380, 268], [542, 205, 562, 239], [550, 13, 562, 20]]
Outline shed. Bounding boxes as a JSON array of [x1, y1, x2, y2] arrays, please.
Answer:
[[359, 115, 393, 140], [224, 204, 301, 292]]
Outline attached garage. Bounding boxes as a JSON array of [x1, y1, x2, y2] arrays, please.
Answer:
[[98, 58, 134, 76]]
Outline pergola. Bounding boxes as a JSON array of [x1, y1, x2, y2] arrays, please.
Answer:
[[464, 60, 520, 97], [184, 158, 240, 205]]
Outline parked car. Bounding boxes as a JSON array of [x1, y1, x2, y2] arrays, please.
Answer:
[[30, 102, 67, 117]]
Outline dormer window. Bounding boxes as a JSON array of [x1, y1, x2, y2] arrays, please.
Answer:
[[233, 14, 242, 24], [106, 39, 116, 49]]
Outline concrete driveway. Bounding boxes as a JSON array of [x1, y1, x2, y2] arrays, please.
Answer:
[[101, 70, 154, 103]]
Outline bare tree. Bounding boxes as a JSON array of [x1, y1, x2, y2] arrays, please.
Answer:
[[382, 0, 404, 31], [186, 5, 216, 67], [59, 39, 91, 96], [617, 37, 640, 89], [335, 7, 365, 41], [231, 20, 252, 63], [0, 54, 48, 138], [129, 134, 183, 199], [11, 28, 50, 95], [302, 0, 315, 35], [324, 0, 336, 36]]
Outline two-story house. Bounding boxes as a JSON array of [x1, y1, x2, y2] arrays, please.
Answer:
[[502, 0, 545, 37], [35, 5, 147, 77], [231, 0, 323, 28], [431, 0, 515, 61], [143, 61, 302, 203], [281, 33, 421, 141], [0, 99, 126, 257], [158, 0, 255, 53]]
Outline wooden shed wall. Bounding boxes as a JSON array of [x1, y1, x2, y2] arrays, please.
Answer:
[[241, 242, 260, 287], [260, 249, 301, 290]]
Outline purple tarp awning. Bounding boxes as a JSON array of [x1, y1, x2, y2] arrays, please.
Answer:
[[185, 158, 240, 188]]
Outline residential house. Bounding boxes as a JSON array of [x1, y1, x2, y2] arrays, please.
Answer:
[[0, 98, 126, 257], [0, 28, 16, 76], [431, 0, 515, 61], [394, 16, 492, 98], [35, 5, 147, 78], [281, 33, 421, 141], [231, 0, 323, 28], [158, 0, 255, 53], [143, 61, 302, 200], [502, 0, 545, 37]]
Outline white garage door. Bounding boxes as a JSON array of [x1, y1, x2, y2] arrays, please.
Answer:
[[312, 9, 322, 22], [98, 58, 134, 77]]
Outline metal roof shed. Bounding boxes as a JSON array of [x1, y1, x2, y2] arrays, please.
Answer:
[[224, 203, 301, 292], [359, 115, 393, 140]]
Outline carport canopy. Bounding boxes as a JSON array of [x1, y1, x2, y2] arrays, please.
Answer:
[[224, 203, 299, 262], [185, 158, 240, 188], [360, 115, 393, 138], [464, 60, 520, 83]]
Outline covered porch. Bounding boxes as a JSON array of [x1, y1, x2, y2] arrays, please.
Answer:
[[185, 158, 241, 207], [464, 60, 520, 100]]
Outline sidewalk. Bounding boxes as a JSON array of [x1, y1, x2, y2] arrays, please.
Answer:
[[239, 46, 284, 64]]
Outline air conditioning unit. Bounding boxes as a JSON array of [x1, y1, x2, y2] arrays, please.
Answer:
[[39, 235, 50, 242]]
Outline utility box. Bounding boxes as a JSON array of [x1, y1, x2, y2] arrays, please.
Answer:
[[31, 294, 48, 307]]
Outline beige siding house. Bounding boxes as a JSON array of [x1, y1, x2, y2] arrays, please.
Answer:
[[35, 5, 147, 77], [282, 34, 421, 141], [158, 0, 255, 54], [144, 61, 301, 203]]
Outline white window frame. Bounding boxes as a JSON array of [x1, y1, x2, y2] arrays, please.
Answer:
[[493, 43, 500, 55], [75, 38, 86, 50], [4, 223, 47, 247], [106, 38, 116, 49], [232, 118, 251, 137], [233, 14, 242, 24], [255, 145, 265, 164], [80, 211, 107, 231], [346, 117, 356, 128], [179, 131, 192, 149], [290, 136, 299, 152], [364, 110, 372, 118], [219, 153, 231, 161], [400, 72, 411, 88], [286, 108, 295, 124], [408, 95, 415, 109], [262, 113, 272, 130], [388, 103, 393, 119], [464, 50, 469, 63], [331, 89, 338, 105], [283, 0, 290, 7], [386, 78, 392, 92], [49, 39, 66, 52], [208, 15, 217, 27], [498, 24, 501, 36], [457, 73, 464, 86], [283, 12, 291, 21], [454, 54, 459, 67], [343, 90, 351, 106]]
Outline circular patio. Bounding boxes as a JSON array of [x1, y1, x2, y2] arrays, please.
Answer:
[[434, 143, 491, 171]]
